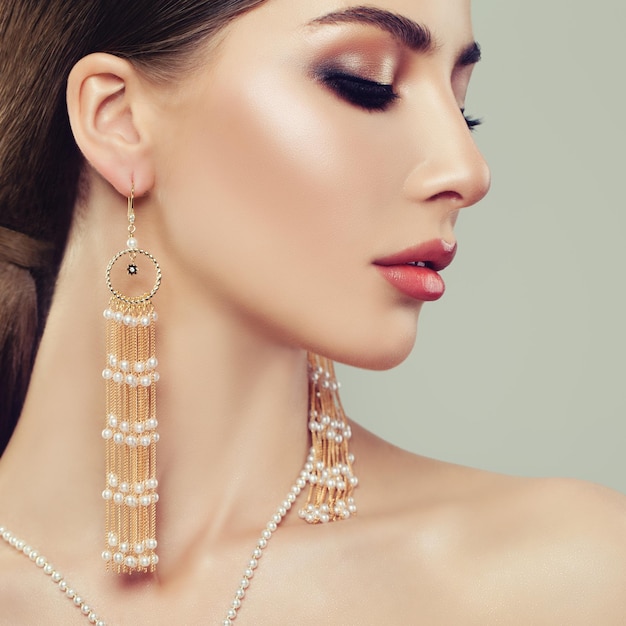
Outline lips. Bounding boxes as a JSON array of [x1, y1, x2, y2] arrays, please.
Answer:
[[373, 239, 457, 301]]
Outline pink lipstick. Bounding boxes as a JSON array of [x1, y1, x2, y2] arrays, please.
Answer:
[[373, 240, 457, 301]]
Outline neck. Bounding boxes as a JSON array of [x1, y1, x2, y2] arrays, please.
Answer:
[[0, 217, 312, 579]]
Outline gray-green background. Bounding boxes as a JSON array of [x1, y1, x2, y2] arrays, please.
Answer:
[[338, 1, 626, 493]]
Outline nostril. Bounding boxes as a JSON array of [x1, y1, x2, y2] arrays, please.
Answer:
[[427, 190, 463, 203]]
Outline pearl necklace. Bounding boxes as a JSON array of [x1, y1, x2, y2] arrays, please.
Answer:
[[0, 457, 313, 626]]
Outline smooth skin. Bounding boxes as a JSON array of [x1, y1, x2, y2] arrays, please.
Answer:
[[1, 0, 625, 623]]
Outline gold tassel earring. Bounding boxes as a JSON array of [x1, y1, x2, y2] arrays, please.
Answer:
[[300, 353, 358, 523], [100, 186, 161, 573]]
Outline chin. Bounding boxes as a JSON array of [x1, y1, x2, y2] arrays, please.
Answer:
[[313, 320, 419, 372]]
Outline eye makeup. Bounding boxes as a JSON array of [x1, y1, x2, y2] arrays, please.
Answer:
[[315, 67, 399, 112]]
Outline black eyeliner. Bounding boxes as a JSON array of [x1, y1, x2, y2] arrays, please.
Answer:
[[316, 68, 399, 112]]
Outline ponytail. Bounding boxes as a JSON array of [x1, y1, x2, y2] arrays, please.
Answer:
[[0, 228, 54, 451]]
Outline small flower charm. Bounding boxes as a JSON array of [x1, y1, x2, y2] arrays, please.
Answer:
[[127, 263, 138, 276]]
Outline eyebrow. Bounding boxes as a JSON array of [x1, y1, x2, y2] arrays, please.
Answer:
[[308, 6, 481, 67]]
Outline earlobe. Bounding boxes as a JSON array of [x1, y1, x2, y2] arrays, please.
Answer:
[[67, 53, 154, 196]]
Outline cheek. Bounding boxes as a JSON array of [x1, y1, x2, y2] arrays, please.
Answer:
[[155, 65, 420, 367], [165, 68, 390, 282]]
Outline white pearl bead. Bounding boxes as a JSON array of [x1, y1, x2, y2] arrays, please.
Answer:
[[107, 414, 118, 428], [134, 543, 144, 554], [134, 361, 145, 373], [107, 473, 118, 487], [114, 312, 124, 323], [140, 436, 151, 447], [119, 360, 129, 372], [119, 482, 129, 493], [112, 372, 124, 384], [147, 357, 158, 370], [134, 422, 145, 434], [102, 369, 112, 380], [123, 315, 133, 326], [119, 542, 129, 554], [101, 429, 112, 440], [120, 421, 129, 433], [134, 482, 145, 494], [146, 478, 158, 490], [139, 555, 151, 568], [127, 237, 138, 249], [140, 376, 151, 387], [113, 493, 123, 504], [125, 375, 138, 387], [113, 552, 124, 564], [101, 551, 111, 562], [140, 496, 151, 507], [146, 538, 157, 550], [140, 316, 151, 327], [101, 489, 112, 500]]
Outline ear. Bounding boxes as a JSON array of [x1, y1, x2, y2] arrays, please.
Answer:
[[67, 53, 155, 197]]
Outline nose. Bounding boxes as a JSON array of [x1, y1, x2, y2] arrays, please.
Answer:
[[403, 103, 491, 209]]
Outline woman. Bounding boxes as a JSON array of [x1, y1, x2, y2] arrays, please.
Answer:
[[0, 0, 624, 624]]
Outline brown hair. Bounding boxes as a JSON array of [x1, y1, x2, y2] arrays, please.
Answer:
[[0, 0, 267, 454]]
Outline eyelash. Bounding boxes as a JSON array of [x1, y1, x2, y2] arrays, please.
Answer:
[[318, 70, 398, 111], [461, 108, 482, 131], [319, 70, 482, 130]]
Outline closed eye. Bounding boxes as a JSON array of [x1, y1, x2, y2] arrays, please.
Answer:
[[317, 70, 399, 112]]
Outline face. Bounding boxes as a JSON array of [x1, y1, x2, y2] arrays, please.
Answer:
[[148, 0, 490, 369]]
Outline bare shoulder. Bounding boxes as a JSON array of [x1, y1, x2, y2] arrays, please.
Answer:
[[0, 542, 41, 625], [352, 423, 626, 624]]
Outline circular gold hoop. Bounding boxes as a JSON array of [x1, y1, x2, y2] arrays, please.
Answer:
[[106, 248, 161, 304]]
